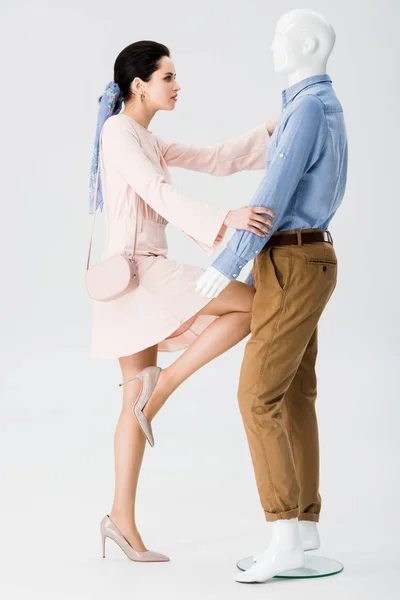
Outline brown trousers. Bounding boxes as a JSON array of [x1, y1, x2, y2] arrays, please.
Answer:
[[238, 228, 337, 522]]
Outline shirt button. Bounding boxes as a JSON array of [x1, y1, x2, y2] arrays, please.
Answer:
[[279, 153, 284, 158], [233, 273, 237, 277]]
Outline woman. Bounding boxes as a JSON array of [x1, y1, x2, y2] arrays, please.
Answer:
[[90, 41, 276, 562]]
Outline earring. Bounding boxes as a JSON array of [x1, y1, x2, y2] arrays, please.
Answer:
[[140, 91, 145, 102]]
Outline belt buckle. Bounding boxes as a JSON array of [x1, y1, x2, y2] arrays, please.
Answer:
[[326, 231, 333, 244]]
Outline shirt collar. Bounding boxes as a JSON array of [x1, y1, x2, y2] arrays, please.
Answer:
[[282, 74, 332, 107]]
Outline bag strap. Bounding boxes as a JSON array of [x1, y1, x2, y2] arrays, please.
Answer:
[[86, 136, 138, 271]]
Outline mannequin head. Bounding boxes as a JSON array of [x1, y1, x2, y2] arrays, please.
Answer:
[[270, 10, 335, 83]]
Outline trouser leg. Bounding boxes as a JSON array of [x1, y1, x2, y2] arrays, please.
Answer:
[[237, 241, 337, 522], [282, 326, 321, 522]]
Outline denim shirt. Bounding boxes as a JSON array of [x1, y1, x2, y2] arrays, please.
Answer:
[[211, 74, 348, 286]]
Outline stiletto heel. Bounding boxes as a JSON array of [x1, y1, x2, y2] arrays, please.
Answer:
[[119, 366, 162, 447], [100, 515, 169, 562], [118, 374, 137, 387], [102, 534, 106, 558]]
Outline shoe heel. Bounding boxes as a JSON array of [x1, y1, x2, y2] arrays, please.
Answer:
[[102, 534, 106, 558], [118, 374, 137, 387]]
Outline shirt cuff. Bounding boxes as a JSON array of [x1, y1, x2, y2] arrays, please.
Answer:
[[211, 247, 249, 280], [185, 207, 229, 256], [202, 206, 230, 248]]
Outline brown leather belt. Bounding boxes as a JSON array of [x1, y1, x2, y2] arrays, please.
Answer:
[[265, 230, 333, 248]]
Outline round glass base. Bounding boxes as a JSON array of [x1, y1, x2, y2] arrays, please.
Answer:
[[236, 554, 344, 579]]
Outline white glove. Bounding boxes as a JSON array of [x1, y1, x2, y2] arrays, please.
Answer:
[[195, 267, 231, 299]]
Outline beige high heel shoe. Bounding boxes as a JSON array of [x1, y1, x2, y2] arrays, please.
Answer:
[[119, 365, 162, 447], [100, 515, 170, 562]]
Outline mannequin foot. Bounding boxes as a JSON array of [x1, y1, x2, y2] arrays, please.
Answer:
[[109, 511, 148, 552], [253, 519, 320, 561], [236, 518, 305, 583], [299, 520, 320, 551]]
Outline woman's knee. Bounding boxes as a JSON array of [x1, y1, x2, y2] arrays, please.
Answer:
[[119, 345, 158, 377], [198, 281, 255, 316]]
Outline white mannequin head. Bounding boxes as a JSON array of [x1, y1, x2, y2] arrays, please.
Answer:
[[270, 9, 336, 85]]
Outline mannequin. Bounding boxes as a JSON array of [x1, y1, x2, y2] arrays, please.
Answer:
[[196, 9, 345, 584], [195, 8, 336, 298]]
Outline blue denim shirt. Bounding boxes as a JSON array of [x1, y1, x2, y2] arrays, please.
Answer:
[[211, 74, 348, 286]]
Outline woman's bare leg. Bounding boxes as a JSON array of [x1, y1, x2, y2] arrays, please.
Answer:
[[108, 281, 254, 549], [143, 280, 255, 421], [109, 344, 158, 552]]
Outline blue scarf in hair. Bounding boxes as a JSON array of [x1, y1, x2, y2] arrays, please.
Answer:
[[89, 82, 123, 214]]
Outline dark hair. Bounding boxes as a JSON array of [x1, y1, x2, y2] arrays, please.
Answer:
[[113, 40, 170, 103]]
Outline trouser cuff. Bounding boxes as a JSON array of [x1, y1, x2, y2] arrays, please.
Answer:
[[264, 508, 300, 522], [298, 513, 320, 523]]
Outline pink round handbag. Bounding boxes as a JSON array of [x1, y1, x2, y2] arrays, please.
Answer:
[[85, 166, 139, 302]]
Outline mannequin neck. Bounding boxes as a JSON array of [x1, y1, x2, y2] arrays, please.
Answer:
[[287, 64, 327, 87]]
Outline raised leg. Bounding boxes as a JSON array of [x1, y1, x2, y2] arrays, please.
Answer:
[[142, 280, 256, 421]]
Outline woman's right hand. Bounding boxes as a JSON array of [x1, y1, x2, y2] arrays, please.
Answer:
[[224, 206, 275, 237]]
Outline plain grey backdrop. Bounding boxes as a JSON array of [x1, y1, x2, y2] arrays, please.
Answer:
[[1, 0, 399, 598]]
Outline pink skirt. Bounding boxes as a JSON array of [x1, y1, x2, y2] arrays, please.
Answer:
[[91, 253, 218, 360]]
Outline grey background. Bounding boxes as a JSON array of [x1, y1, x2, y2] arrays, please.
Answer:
[[0, 0, 399, 598]]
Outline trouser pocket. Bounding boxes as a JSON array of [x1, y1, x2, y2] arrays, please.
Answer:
[[305, 252, 338, 299], [254, 247, 291, 296]]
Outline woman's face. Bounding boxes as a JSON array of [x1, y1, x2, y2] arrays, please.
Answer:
[[135, 56, 181, 111]]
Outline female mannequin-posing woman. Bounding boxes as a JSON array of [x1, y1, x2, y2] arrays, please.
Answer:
[[89, 40, 276, 562]]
